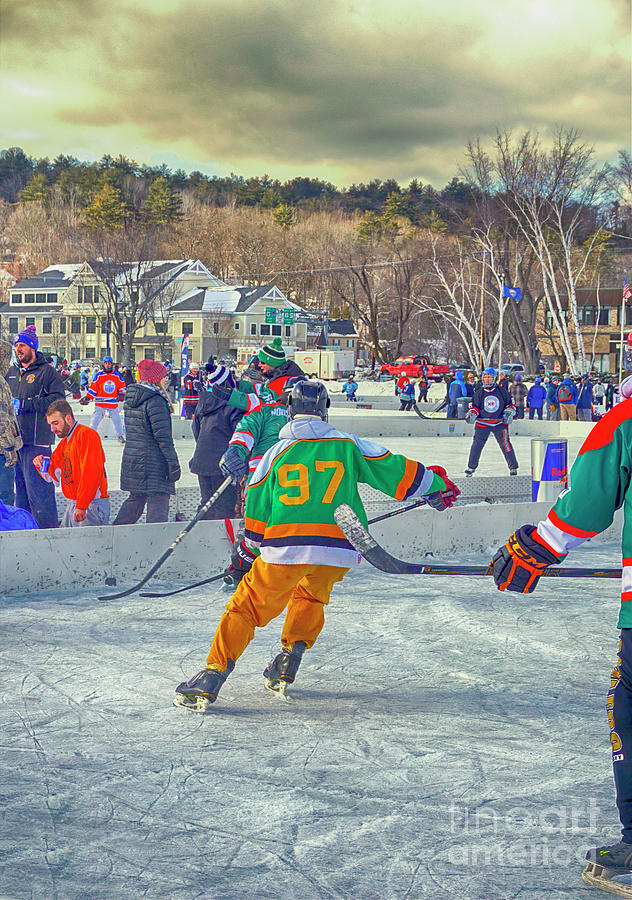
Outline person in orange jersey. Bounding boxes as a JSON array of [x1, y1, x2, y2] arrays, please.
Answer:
[[34, 398, 110, 527]]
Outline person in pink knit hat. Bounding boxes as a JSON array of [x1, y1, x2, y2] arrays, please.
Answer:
[[113, 359, 181, 525]]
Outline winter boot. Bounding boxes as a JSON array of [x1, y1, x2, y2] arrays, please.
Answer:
[[583, 840, 632, 897], [173, 661, 235, 713], [263, 641, 307, 697]]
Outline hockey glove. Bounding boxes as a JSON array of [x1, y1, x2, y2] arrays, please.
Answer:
[[79, 395, 91, 406], [220, 446, 249, 483], [502, 408, 516, 424], [211, 382, 234, 402], [465, 408, 478, 424], [424, 465, 461, 511], [492, 524, 565, 593]]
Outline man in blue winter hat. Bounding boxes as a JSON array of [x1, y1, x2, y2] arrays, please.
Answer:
[[5, 325, 65, 527]]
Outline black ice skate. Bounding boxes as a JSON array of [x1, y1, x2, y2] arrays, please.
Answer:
[[464, 468, 475, 477], [173, 661, 235, 713], [263, 641, 307, 699], [583, 840, 632, 897], [509, 468, 518, 476]]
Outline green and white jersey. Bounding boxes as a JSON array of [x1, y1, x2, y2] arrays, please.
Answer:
[[228, 400, 289, 475], [244, 417, 446, 568], [536, 400, 632, 626]]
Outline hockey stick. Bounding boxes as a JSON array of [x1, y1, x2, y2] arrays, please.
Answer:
[[98, 476, 233, 601], [139, 572, 226, 598], [334, 504, 621, 579], [368, 499, 427, 525], [412, 403, 431, 419]]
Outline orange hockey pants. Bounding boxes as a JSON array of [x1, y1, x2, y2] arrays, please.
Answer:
[[206, 556, 349, 671]]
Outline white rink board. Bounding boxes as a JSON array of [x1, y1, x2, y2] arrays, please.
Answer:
[[0, 502, 623, 596]]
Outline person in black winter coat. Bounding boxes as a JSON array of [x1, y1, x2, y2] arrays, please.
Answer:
[[189, 363, 242, 519], [5, 326, 65, 528], [113, 360, 181, 525]]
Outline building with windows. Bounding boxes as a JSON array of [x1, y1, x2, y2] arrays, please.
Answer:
[[0, 260, 310, 365], [169, 283, 307, 364], [0, 260, 225, 361], [537, 286, 630, 373]]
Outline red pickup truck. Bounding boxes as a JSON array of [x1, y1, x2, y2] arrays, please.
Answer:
[[380, 356, 451, 382]]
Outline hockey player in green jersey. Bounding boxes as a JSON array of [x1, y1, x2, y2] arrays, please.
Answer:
[[218, 386, 291, 587], [174, 379, 460, 711], [490, 382, 632, 897]]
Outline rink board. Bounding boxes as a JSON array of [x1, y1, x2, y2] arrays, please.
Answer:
[[0, 502, 622, 596]]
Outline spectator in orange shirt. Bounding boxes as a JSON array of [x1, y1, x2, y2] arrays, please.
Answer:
[[34, 399, 110, 527]]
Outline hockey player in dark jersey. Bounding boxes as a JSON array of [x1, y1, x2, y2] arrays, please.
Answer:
[[464, 367, 519, 476]]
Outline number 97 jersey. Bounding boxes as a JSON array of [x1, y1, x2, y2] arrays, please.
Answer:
[[244, 416, 441, 568]]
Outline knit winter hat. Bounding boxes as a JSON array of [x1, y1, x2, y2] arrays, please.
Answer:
[[14, 325, 38, 351], [206, 362, 236, 389], [258, 336, 286, 368], [137, 359, 168, 385]]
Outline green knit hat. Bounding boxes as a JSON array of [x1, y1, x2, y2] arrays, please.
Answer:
[[258, 336, 286, 367]]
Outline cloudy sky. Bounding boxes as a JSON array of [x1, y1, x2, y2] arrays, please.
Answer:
[[2, 0, 630, 187]]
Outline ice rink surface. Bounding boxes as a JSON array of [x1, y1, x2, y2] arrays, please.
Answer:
[[1, 537, 624, 900]]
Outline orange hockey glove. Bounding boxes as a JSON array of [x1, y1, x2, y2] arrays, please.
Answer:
[[492, 525, 565, 593]]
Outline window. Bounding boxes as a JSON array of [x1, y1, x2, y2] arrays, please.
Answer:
[[70, 348, 80, 361], [71, 316, 81, 334], [234, 322, 240, 330], [154, 321, 167, 334], [144, 349, 155, 360], [12, 294, 22, 304], [42, 317, 52, 334], [85, 347, 96, 358], [86, 316, 97, 334], [260, 323, 271, 336], [101, 348, 108, 358], [285, 325, 291, 337], [8, 317, 18, 333], [46, 293, 58, 303], [25, 317, 35, 327], [272, 325, 282, 336], [213, 322, 219, 334], [130, 289, 139, 302], [41, 347, 52, 357], [36, 293, 46, 304], [250, 323, 257, 336], [78, 285, 94, 304], [24, 293, 35, 304], [347, 339, 354, 348], [182, 322, 193, 335], [59, 317, 66, 334]]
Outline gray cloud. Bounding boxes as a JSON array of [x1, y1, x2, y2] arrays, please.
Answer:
[[5, 0, 631, 184]]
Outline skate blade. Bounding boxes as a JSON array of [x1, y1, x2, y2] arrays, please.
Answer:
[[173, 694, 212, 714], [264, 680, 291, 701], [582, 862, 632, 897]]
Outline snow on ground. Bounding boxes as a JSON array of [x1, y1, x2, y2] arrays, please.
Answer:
[[1, 539, 623, 900]]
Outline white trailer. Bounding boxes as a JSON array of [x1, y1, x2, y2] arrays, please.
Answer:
[[294, 349, 355, 379]]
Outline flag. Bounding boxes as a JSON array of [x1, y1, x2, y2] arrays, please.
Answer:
[[503, 285, 522, 300], [180, 334, 190, 417], [623, 281, 632, 303]]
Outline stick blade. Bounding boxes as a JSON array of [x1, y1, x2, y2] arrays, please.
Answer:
[[334, 504, 423, 574]]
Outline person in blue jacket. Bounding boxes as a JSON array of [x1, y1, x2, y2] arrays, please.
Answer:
[[447, 370, 468, 418], [341, 376, 358, 402], [557, 375, 579, 421], [575, 374, 594, 422], [396, 375, 415, 411], [546, 376, 560, 420], [526, 376, 547, 420]]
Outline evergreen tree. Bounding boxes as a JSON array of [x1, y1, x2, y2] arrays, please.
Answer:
[[142, 176, 183, 225], [272, 203, 295, 229], [85, 181, 128, 229], [18, 172, 50, 204]]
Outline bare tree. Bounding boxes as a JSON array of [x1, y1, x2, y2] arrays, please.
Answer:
[[466, 129, 608, 373], [79, 223, 187, 363]]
